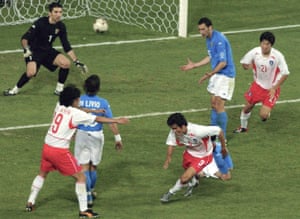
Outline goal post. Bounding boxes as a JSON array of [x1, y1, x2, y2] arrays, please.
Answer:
[[0, 0, 189, 37], [178, 0, 188, 37]]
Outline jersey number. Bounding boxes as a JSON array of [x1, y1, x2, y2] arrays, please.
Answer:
[[260, 65, 267, 73], [52, 113, 63, 133]]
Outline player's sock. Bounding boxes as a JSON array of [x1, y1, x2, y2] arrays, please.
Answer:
[[90, 170, 97, 191], [58, 68, 69, 84], [84, 171, 93, 204], [210, 109, 218, 126], [16, 72, 31, 88], [224, 153, 234, 169], [240, 111, 251, 128], [217, 112, 228, 139], [75, 182, 88, 212], [27, 175, 44, 205], [55, 82, 64, 93], [169, 179, 185, 194]]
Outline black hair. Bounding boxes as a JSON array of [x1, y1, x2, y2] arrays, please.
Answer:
[[167, 113, 188, 127], [260, 31, 275, 46], [59, 84, 81, 107], [48, 1, 62, 12], [198, 17, 212, 27], [84, 74, 100, 96]]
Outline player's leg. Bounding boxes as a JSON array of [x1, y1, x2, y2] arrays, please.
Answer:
[[25, 170, 48, 212], [4, 61, 38, 96], [89, 134, 104, 202], [53, 53, 71, 95], [260, 87, 279, 121], [211, 95, 228, 138]]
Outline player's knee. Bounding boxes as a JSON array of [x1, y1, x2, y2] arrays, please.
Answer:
[[260, 112, 270, 121], [26, 71, 37, 78]]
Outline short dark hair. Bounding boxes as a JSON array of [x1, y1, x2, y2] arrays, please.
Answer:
[[260, 31, 275, 46], [198, 17, 212, 27], [84, 74, 100, 96], [48, 1, 62, 12], [59, 84, 80, 107], [167, 113, 188, 127]]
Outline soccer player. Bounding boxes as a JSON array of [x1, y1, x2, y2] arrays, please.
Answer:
[[3, 2, 87, 96], [160, 113, 228, 203], [25, 85, 129, 218], [233, 31, 289, 133], [180, 17, 236, 140], [74, 74, 124, 208]]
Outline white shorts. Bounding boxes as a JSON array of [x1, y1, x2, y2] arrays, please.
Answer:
[[201, 157, 219, 178], [74, 129, 104, 166], [207, 74, 235, 100]]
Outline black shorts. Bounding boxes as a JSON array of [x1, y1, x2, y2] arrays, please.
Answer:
[[25, 48, 60, 72]]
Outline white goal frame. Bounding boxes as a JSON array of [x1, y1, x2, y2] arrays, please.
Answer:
[[0, 0, 189, 37]]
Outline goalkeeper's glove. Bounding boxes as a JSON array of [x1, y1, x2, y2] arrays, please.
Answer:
[[23, 47, 32, 58], [74, 59, 88, 74]]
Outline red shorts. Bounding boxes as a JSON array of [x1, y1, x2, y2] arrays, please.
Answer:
[[182, 151, 213, 173], [40, 144, 82, 176], [244, 82, 280, 108]]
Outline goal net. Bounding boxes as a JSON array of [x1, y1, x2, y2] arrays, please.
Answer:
[[0, 0, 188, 36]]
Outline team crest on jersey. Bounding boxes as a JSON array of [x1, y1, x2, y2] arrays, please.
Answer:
[[269, 60, 274, 66], [55, 28, 60, 34]]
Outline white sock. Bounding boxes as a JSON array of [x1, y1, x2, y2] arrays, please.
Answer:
[[28, 175, 44, 205], [76, 182, 88, 212], [169, 179, 186, 194], [11, 86, 19, 94], [55, 82, 64, 92], [240, 111, 251, 128]]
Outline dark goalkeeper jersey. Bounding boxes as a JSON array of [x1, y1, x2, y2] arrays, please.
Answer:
[[21, 16, 72, 53]]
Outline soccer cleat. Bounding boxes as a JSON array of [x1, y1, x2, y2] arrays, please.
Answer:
[[233, 127, 248, 133], [25, 202, 35, 212], [160, 191, 174, 203], [184, 178, 198, 197], [184, 185, 194, 197], [3, 88, 17, 96], [79, 209, 100, 218]]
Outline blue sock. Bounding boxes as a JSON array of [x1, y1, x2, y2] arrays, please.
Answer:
[[214, 152, 229, 174], [217, 112, 228, 139], [90, 170, 97, 190], [224, 153, 234, 169], [84, 171, 92, 203], [210, 109, 218, 126]]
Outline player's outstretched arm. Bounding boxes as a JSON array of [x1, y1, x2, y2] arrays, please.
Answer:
[[95, 116, 129, 124]]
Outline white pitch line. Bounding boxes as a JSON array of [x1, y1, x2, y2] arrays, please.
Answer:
[[1, 98, 299, 131], [1, 24, 300, 54]]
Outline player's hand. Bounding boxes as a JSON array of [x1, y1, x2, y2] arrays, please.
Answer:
[[115, 141, 123, 151], [23, 47, 32, 58], [221, 147, 228, 158], [180, 58, 194, 71], [74, 60, 88, 74], [117, 117, 130, 124]]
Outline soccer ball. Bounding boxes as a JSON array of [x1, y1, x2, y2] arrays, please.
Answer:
[[93, 18, 108, 33]]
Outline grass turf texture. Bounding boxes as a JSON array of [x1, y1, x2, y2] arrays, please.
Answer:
[[0, 0, 300, 218]]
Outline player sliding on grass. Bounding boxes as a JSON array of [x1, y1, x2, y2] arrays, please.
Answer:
[[3, 1, 87, 97], [160, 113, 228, 203], [25, 85, 129, 218], [233, 31, 290, 133]]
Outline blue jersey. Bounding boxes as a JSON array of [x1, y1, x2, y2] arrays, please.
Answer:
[[77, 94, 113, 132], [206, 30, 236, 78]]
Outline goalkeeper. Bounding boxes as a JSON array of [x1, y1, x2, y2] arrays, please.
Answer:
[[3, 1, 87, 96]]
